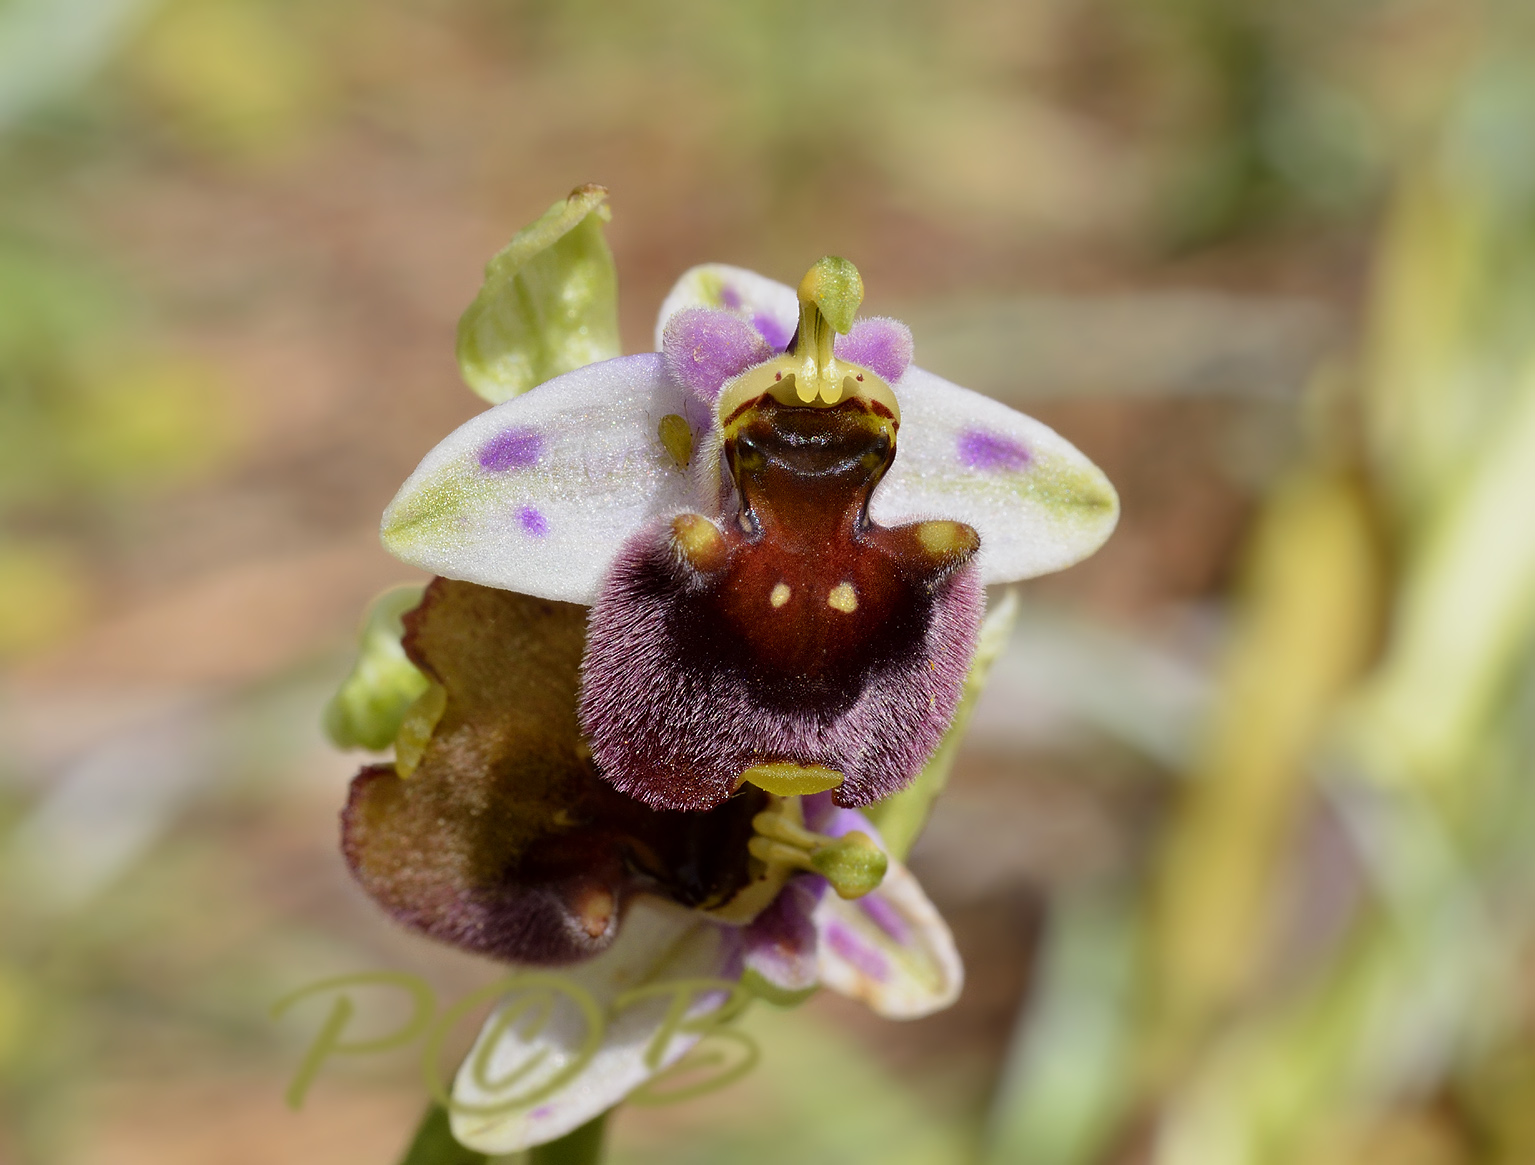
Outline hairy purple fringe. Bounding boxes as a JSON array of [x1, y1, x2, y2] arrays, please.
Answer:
[[578, 522, 983, 811], [662, 307, 773, 402], [835, 318, 913, 384]]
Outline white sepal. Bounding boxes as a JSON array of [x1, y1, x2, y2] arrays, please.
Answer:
[[654, 264, 798, 351], [814, 859, 963, 1020], [381, 354, 695, 604], [450, 899, 734, 1154], [875, 365, 1119, 584]]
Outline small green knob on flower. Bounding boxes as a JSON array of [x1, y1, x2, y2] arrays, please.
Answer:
[[808, 830, 889, 900], [748, 805, 889, 900], [797, 254, 863, 335], [787, 255, 865, 403]]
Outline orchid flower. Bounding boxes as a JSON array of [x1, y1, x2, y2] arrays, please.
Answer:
[[381, 244, 1118, 813], [341, 577, 962, 1152], [334, 189, 1117, 1157]]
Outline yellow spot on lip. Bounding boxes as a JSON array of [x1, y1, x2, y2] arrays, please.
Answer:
[[827, 582, 858, 613], [770, 582, 791, 608], [671, 513, 726, 572], [915, 519, 978, 557], [575, 887, 615, 938], [737, 763, 845, 796]]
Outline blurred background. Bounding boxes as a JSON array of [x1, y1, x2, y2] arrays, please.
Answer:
[[3, 1, 1535, 1162]]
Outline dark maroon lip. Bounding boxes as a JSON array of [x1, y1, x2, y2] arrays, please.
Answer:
[[579, 389, 982, 815]]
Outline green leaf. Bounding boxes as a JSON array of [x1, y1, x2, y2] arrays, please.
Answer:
[[323, 584, 429, 751], [864, 588, 1019, 861], [456, 185, 621, 404]]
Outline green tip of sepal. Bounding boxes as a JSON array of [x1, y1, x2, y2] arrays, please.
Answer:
[[456, 184, 621, 404], [323, 585, 430, 751], [798, 256, 863, 334], [810, 830, 888, 899]]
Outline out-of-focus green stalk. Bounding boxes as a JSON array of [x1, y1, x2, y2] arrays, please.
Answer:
[[1348, 355, 1535, 804], [1137, 466, 1382, 1084], [1134, 43, 1535, 1165], [983, 884, 1139, 1165]]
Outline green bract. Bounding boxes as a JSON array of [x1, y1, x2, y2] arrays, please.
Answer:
[[323, 585, 429, 751], [455, 184, 621, 405]]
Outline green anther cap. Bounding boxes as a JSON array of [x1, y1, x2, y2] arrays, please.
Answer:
[[797, 256, 863, 335], [810, 830, 889, 900]]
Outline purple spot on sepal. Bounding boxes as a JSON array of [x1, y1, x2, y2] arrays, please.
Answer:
[[662, 308, 773, 402], [719, 284, 743, 310], [826, 921, 889, 981], [518, 505, 549, 537], [480, 427, 543, 471], [835, 318, 913, 384], [752, 312, 793, 352], [958, 429, 1031, 472]]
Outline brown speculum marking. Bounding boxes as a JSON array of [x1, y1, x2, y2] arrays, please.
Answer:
[[680, 395, 976, 710], [581, 376, 985, 811]]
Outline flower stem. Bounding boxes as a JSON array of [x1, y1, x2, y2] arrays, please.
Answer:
[[529, 1113, 609, 1165], [394, 1105, 609, 1165], [398, 1104, 488, 1165]]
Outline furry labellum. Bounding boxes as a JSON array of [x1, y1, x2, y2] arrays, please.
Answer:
[[381, 256, 1119, 813]]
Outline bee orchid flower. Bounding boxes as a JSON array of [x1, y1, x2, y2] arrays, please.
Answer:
[[381, 255, 1118, 812], [333, 196, 1117, 1155]]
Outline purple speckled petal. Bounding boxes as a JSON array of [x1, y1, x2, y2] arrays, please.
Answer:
[[518, 505, 549, 537], [835, 318, 913, 384], [662, 308, 773, 402], [956, 428, 1031, 473], [720, 285, 743, 310], [867, 365, 1119, 586], [383, 353, 699, 606], [479, 426, 543, 471]]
